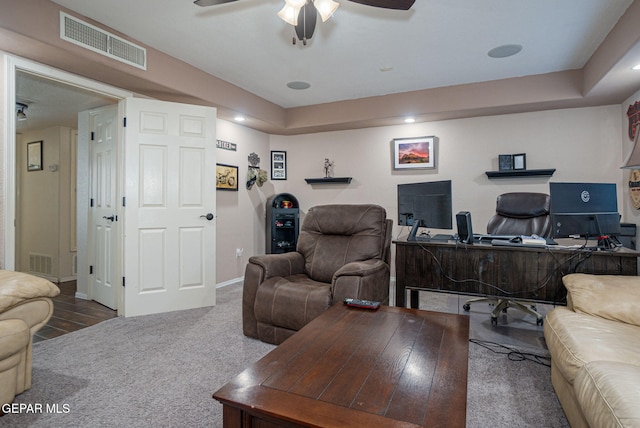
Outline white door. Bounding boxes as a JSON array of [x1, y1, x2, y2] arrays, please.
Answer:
[[122, 98, 217, 317], [88, 105, 119, 309]]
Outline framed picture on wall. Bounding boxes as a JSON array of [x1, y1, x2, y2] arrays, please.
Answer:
[[27, 141, 43, 171], [499, 154, 514, 171], [216, 163, 238, 191], [271, 150, 287, 180], [393, 136, 435, 169], [513, 153, 527, 170]]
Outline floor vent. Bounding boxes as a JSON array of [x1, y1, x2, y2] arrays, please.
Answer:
[[60, 12, 147, 70], [29, 253, 53, 276]]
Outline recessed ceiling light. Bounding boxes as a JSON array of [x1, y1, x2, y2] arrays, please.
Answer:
[[379, 66, 394, 72], [488, 44, 523, 58], [633, 64, 640, 70], [287, 81, 311, 90], [234, 115, 245, 122], [404, 117, 416, 124]]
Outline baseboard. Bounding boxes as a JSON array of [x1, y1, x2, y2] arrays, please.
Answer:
[[217, 277, 243, 289], [75, 292, 88, 300], [60, 275, 77, 283]]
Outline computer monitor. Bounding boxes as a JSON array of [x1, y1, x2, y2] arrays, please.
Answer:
[[549, 182, 620, 239], [397, 180, 452, 241]]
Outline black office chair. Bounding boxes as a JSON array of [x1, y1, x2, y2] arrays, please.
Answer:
[[462, 192, 552, 325]]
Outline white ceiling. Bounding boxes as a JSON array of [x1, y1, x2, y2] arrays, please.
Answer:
[[15, 71, 118, 133], [47, 0, 634, 110]]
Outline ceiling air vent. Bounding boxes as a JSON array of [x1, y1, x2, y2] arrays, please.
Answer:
[[60, 12, 147, 70]]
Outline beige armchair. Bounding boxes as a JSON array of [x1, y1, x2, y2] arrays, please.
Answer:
[[243, 204, 392, 345], [0, 271, 59, 406]]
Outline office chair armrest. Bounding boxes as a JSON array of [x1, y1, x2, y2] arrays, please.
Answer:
[[332, 259, 390, 305]]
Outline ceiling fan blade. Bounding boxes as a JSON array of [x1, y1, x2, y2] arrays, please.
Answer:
[[193, 0, 240, 7], [295, 3, 317, 42], [347, 0, 415, 10]]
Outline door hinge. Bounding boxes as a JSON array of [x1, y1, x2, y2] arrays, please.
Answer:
[[90, 131, 95, 141], [122, 277, 125, 287], [90, 198, 94, 207], [122, 197, 126, 207], [89, 265, 93, 275], [123, 117, 127, 127]]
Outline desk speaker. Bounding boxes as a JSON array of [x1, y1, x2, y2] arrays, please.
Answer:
[[456, 211, 473, 244]]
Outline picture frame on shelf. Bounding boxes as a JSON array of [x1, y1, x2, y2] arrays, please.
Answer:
[[393, 136, 436, 170], [513, 153, 526, 170], [27, 141, 43, 171], [271, 150, 287, 180], [216, 163, 238, 191], [499, 154, 514, 171]]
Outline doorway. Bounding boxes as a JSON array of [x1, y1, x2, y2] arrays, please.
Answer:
[[6, 55, 132, 304], [7, 56, 219, 317]]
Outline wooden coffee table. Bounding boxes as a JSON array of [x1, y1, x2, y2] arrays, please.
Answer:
[[213, 304, 469, 427]]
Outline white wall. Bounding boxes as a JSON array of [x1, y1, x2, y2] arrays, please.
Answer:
[[267, 105, 624, 276], [16, 126, 75, 281], [215, 119, 271, 283], [0, 50, 633, 285]]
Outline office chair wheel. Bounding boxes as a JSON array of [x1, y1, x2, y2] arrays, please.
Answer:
[[530, 305, 537, 311], [536, 318, 544, 326], [491, 316, 498, 325], [463, 304, 471, 311]]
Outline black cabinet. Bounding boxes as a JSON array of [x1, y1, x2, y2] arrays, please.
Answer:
[[266, 193, 300, 254]]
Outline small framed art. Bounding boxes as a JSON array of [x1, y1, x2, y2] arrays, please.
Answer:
[[27, 141, 43, 171], [216, 164, 238, 191], [393, 136, 435, 170], [513, 153, 526, 170], [271, 150, 287, 180], [498, 154, 514, 171]]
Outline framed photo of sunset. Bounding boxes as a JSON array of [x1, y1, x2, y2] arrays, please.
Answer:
[[393, 136, 436, 170]]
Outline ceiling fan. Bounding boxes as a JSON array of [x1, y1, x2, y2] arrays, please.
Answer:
[[194, 0, 416, 45]]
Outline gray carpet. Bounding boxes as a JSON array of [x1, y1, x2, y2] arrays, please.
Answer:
[[1, 284, 568, 427]]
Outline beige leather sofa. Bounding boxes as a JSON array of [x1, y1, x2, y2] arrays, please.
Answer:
[[243, 204, 392, 345], [0, 271, 59, 407], [544, 273, 640, 428]]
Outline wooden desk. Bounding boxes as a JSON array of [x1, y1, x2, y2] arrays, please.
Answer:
[[213, 304, 469, 428], [394, 238, 639, 308]]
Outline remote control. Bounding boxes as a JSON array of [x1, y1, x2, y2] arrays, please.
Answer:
[[343, 298, 380, 310]]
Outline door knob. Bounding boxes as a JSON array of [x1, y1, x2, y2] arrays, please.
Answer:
[[103, 215, 115, 221], [200, 213, 214, 221]]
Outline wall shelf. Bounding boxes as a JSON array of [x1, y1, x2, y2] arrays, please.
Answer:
[[305, 177, 352, 184], [485, 168, 556, 178]]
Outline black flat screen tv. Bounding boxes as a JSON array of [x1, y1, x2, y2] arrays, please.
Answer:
[[549, 182, 620, 238], [397, 180, 452, 241]]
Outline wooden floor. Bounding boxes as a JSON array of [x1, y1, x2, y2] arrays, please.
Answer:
[[33, 281, 117, 343]]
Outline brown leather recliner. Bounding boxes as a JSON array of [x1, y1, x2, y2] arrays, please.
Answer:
[[243, 204, 392, 345]]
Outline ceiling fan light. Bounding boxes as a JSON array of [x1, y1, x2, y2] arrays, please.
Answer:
[[278, 3, 302, 26], [314, 0, 339, 22]]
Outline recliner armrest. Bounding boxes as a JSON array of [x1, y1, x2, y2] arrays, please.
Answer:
[[248, 252, 305, 279], [332, 259, 390, 305], [333, 259, 388, 278]]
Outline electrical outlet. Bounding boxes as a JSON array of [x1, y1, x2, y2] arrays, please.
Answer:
[[236, 248, 244, 257]]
